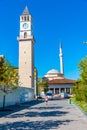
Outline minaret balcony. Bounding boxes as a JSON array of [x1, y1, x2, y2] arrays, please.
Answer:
[[59, 53, 63, 57]]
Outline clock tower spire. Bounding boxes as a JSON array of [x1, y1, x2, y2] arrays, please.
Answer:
[[22, 6, 29, 15], [17, 6, 35, 88]]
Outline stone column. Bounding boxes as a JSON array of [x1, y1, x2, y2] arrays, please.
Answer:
[[70, 88, 72, 94], [54, 88, 55, 94], [59, 88, 61, 94], [65, 88, 67, 93]]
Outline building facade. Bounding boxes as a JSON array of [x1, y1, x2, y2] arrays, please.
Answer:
[[48, 78, 76, 94]]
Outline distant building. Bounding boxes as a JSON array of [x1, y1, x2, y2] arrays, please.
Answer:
[[44, 43, 76, 95]]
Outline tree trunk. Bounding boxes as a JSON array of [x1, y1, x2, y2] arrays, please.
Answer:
[[2, 95, 5, 110], [2, 86, 6, 110]]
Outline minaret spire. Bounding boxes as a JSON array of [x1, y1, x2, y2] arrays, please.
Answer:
[[59, 42, 64, 74]]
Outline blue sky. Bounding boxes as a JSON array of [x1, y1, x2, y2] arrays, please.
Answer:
[[0, 0, 87, 79]]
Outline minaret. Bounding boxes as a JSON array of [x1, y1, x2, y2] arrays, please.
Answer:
[[17, 6, 35, 88], [59, 42, 64, 74]]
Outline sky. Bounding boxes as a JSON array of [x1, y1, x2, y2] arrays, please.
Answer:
[[0, 0, 87, 79]]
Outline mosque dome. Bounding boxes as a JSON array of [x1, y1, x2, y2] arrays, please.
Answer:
[[44, 69, 64, 81], [47, 69, 59, 74]]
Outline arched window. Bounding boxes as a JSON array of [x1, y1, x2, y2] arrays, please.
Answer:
[[24, 32, 27, 38], [24, 16, 26, 21], [22, 16, 23, 21], [27, 16, 29, 21]]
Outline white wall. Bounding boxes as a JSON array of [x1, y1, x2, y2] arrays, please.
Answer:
[[19, 87, 34, 103], [0, 87, 34, 108]]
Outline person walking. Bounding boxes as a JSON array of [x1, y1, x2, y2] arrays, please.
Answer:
[[45, 95, 48, 105]]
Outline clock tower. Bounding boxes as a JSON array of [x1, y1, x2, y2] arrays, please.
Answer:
[[17, 6, 35, 88]]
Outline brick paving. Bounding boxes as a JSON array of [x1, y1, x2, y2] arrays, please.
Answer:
[[0, 99, 87, 130]]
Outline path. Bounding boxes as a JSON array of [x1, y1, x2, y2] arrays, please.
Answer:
[[0, 99, 87, 130]]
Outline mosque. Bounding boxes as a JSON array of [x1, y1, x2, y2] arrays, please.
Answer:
[[44, 44, 76, 95]]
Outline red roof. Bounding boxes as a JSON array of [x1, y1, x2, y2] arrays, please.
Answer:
[[48, 78, 76, 85]]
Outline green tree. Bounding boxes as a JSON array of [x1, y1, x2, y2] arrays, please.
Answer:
[[72, 56, 87, 103], [78, 56, 87, 83], [0, 56, 18, 110], [38, 78, 48, 94]]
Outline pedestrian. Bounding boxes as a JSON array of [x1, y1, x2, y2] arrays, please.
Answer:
[[45, 95, 48, 105]]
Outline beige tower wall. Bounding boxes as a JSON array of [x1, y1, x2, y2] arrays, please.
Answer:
[[18, 38, 34, 88]]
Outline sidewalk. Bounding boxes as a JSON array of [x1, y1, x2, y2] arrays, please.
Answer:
[[0, 99, 87, 130]]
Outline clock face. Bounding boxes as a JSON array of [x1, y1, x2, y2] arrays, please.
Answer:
[[23, 23, 28, 29]]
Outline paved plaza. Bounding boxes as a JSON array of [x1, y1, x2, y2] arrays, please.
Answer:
[[0, 99, 87, 130]]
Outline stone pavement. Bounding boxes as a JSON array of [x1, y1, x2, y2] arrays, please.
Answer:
[[0, 99, 87, 130]]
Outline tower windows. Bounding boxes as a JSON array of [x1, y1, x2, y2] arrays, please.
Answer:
[[24, 16, 26, 21], [22, 16, 23, 21], [27, 16, 29, 21], [24, 32, 27, 38], [22, 16, 29, 21]]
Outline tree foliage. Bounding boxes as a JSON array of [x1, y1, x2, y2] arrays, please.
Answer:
[[0, 57, 18, 93], [72, 56, 87, 103], [78, 56, 87, 83], [38, 78, 48, 94], [0, 56, 18, 109]]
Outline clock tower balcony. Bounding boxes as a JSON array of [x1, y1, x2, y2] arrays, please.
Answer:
[[17, 35, 35, 43]]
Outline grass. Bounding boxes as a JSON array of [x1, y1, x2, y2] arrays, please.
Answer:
[[71, 97, 87, 113]]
